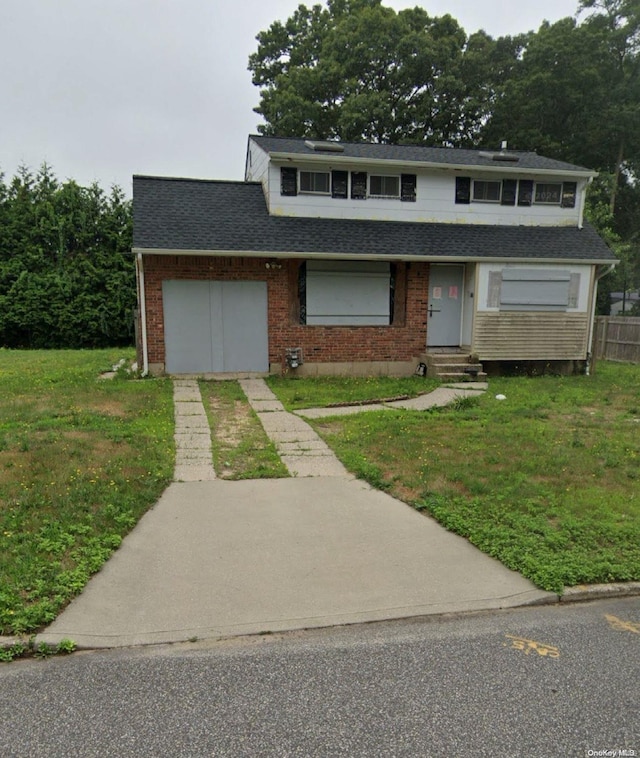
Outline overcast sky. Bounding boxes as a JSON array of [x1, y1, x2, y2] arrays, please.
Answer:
[[1, 0, 580, 196]]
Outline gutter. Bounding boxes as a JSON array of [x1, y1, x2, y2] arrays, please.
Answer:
[[131, 247, 616, 267], [586, 262, 616, 374], [135, 253, 149, 376]]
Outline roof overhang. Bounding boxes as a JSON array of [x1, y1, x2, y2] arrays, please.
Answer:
[[264, 150, 598, 179], [132, 247, 615, 266]]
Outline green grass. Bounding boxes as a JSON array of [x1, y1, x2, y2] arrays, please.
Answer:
[[285, 363, 640, 593], [199, 380, 288, 480], [266, 374, 440, 410], [0, 349, 174, 635]]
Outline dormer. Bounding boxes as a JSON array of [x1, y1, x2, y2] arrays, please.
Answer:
[[245, 135, 597, 228]]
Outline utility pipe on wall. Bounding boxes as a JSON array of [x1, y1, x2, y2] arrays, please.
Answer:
[[136, 253, 149, 376]]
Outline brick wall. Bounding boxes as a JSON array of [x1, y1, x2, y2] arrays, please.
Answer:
[[141, 254, 429, 369]]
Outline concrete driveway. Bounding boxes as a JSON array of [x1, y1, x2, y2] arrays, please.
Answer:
[[37, 476, 554, 649]]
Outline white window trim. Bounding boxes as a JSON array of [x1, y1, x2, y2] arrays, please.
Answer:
[[299, 170, 331, 195], [472, 179, 502, 203], [534, 182, 563, 205], [369, 174, 401, 199]]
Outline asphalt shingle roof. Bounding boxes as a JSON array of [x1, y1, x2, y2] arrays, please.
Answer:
[[249, 135, 596, 174], [132, 176, 616, 264]]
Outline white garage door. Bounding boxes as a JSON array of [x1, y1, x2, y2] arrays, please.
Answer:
[[162, 280, 269, 374]]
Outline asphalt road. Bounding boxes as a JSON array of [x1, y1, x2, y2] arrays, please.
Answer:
[[1, 597, 638, 758]]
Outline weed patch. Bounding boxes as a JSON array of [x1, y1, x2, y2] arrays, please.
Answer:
[[300, 363, 640, 593], [0, 349, 174, 635], [199, 381, 287, 480]]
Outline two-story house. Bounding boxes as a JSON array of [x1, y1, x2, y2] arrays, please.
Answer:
[[133, 135, 616, 376]]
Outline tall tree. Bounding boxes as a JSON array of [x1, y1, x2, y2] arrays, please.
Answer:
[[249, 0, 522, 145], [0, 165, 135, 349]]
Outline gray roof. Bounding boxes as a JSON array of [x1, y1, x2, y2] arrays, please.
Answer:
[[250, 135, 595, 175], [133, 176, 616, 263]]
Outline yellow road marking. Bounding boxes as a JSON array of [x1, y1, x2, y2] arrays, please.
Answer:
[[504, 634, 560, 658], [605, 614, 640, 634]]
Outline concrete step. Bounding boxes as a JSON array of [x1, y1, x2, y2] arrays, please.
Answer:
[[422, 353, 472, 365], [437, 371, 488, 381]]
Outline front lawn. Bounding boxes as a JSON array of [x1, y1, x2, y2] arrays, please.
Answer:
[[266, 374, 440, 410], [273, 362, 640, 593], [0, 350, 174, 635]]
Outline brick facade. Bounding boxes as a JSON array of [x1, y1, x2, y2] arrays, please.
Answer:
[[141, 254, 429, 372]]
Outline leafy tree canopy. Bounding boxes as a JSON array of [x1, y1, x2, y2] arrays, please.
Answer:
[[249, 0, 524, 145], [0, 165, 135, 349]]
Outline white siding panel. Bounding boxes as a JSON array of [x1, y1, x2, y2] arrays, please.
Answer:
[[266, 162, 585, 226]]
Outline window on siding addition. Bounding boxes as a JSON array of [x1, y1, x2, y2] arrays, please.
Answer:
[[300, 171, 330, 194], [370, 175, 400, 198], [490, 269, 580, 311], [300, 260, 392, 325], [473, 180, 501, 203], [534, 183, 562, 204]]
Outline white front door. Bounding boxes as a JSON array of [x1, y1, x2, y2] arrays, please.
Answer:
[[427, 265, 464, 347]]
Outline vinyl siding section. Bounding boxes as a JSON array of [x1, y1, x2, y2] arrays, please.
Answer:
[[472, 312, 590, 360], [245, 141, 270, 196], [265, 162, 584, 227]]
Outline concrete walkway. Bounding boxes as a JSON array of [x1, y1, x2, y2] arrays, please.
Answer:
[[173, 379, 215, 481], [296, 382, 488, 419], [34, 376, 558, 650], [239, 378, 349, 477]]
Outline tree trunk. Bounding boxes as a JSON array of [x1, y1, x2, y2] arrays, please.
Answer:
[[610, 138, 624, 215]]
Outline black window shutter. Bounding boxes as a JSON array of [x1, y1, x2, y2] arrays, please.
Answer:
[[501, 179, 517, 206], [281, 167, 297, 196], [331, 170, 348, 199], [401, 174, 417, 202], [518, 179, 533, 206], [298, 262, 307, 324], [455, 177, 471, 204], [351, 171, 367, 199], [561, 182, 577, 208]]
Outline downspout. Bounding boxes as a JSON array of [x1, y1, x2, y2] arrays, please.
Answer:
[[586, 263, 616, 375], [136, 253, 149, 376]]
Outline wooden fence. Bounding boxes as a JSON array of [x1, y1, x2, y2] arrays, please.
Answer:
[[593, 316, 640, 364]]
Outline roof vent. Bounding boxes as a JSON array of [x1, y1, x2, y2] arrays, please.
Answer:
[[479, 149, 520, 163], [304, 140, 345, 153]]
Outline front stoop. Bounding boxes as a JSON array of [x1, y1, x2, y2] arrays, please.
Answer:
[[422, 351, 487, 381]]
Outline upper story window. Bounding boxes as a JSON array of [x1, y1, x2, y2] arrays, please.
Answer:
[[369, 175, 400, 198], [534, 183, 562, 204], [300, 171, 330, 194], [473, 180, 501, 203], [281, 167, 416, 202], [455, 176, 577, 209]]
